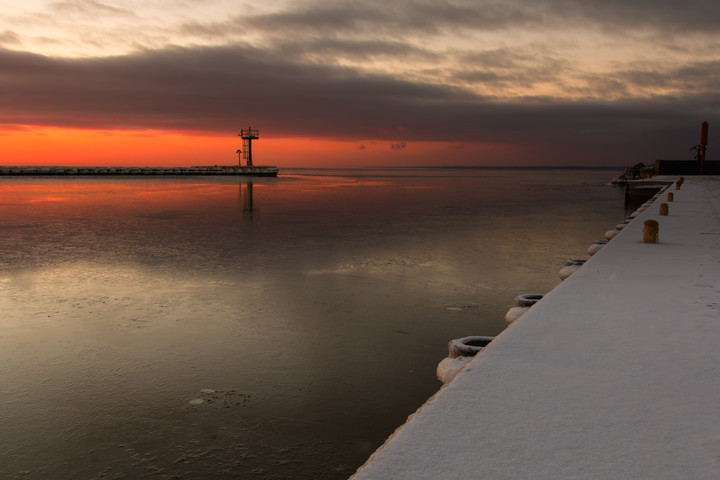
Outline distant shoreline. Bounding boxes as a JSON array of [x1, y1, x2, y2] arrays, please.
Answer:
[[281, 165, 626, 172]]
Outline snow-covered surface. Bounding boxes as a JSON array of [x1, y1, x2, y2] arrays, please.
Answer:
[[351, 176, 720, 479], [504, 305, 529, 324], [436, 356, 472, 384]]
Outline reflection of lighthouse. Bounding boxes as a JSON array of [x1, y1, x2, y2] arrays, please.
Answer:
[[242, 181, 254, 212], [238, 127, 259, 166]]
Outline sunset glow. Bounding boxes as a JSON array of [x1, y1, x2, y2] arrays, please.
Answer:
[[1, 1, 719, 166], [2, 127, 234, 167], [2, 126, 540, 167]]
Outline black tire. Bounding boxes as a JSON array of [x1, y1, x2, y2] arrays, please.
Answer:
[[513, 293, 544, 307], [565, 259, 586, 266], [449, 336, 494, 358]]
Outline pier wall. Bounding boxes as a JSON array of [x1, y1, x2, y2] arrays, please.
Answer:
[[352, 176, 720, 480], [655, 159, 720, 175]]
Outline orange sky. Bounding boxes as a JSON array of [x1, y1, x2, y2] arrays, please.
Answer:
[[1, 126, 543, 168], [2, 1, 716, 167]]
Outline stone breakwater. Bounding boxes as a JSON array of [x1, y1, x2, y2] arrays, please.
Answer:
[[0, 165, 279, 176]]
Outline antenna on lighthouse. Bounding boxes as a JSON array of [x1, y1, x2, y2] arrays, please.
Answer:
[[238, 126, 259, 166]]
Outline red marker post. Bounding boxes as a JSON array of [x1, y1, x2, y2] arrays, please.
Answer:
[[700, 121, 709, 174]]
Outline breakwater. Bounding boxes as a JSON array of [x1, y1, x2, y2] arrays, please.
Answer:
[[0, 165, 278, 176]]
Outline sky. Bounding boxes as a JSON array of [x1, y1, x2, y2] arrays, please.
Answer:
[[1, 0, 719, 167]]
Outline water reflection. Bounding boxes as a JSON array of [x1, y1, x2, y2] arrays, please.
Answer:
[[0, 170, 627, 479], [241, 181, 255, 228], [242, 181, 254, 212]]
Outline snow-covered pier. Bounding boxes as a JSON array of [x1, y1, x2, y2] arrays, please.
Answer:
[[0, 165, 278, 176], [352, 176, 720, 479]]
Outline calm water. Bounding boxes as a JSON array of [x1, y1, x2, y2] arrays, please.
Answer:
[[0, 168, 632, 479]]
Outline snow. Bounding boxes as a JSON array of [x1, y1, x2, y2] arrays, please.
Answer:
[[503, 305, 528, 324], [587, 240, 607, 256], [436, 356, 472, 384], [351, 176, 720, 479]]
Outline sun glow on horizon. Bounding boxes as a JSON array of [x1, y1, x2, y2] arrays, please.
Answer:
[[1, 127, 234, 167], [1, 126, 543, 168]]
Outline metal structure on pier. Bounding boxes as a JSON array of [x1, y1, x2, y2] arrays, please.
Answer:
[[238, 127, 259, 166]]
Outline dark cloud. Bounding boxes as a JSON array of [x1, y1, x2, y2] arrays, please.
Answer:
[[0, 123, 33, 133], [0, 44, 473, 136], [241, 1, 540, 36], [219, 0, 720, 41], [175, 0, 541, 48], [0, 43, 717, 164], [543, 0, 720, 33], [48, 0, 136, 19], [454, 48, 570, 89], [575, 60, 720, 99], [0, 30, 21, 45], [165, 1, 720, 104], [269, 37, 440, 64]]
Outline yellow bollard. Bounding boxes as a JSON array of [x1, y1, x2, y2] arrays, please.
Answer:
[[667, 192, 674, 202], [659, 203, 669, 216], [643, 220, 659, 243]]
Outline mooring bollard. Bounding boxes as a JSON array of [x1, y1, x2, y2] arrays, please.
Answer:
[[675, 180, 682, 190], [659, 203, 669, 216], [667, 192, 674, 202], [643, 220, 659, 243]]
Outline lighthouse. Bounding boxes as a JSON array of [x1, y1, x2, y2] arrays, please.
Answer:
[[238, 127, 259, 166]]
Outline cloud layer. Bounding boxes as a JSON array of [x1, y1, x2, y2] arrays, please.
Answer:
[[1, 0, 719, 163]]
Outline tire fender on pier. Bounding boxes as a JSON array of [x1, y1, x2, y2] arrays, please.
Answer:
[[559, 259, 586, 280], [505, 306, 529, 324], [448, 336, 494, 358], [513, 293, 544, 307], [437, 336, 495, 384], [587, 240, 607, 256]]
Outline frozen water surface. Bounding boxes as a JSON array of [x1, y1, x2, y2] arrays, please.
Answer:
[[0, 168, 632, 479]]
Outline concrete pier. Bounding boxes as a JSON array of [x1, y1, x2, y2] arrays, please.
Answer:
[[0, 165, 278, 176], [352, 176, 720, 479]]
